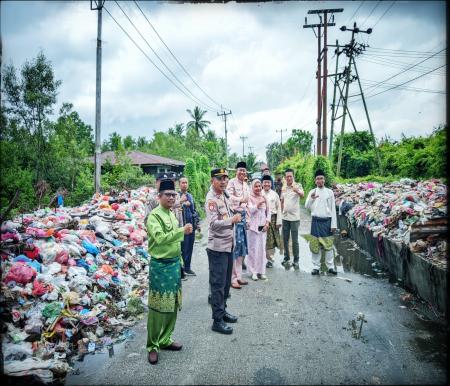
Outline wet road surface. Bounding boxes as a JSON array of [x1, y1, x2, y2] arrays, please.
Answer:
[[66, 208, 447, 385]]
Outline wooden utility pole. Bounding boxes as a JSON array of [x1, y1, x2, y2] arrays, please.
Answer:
[[217, 109, 232, 166], [303, 8, 343, 156], [91, 0, 105, 194]]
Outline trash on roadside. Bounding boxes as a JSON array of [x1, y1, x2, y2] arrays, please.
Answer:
[[1, 187, 154, 383]]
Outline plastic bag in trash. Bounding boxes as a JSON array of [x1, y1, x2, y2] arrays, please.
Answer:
[[4, 262, 37, 285]]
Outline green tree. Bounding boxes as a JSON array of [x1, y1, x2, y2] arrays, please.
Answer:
[[285, 129, 313, 155], [2, 51, 61, 181], [186, 106, 211, 136]]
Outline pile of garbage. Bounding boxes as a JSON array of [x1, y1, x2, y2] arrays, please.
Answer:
[[334, 179, 447, 269], [1, 187, 157, 383]]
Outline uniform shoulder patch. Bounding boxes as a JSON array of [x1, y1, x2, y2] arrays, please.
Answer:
[[207, 200, 217, 212]]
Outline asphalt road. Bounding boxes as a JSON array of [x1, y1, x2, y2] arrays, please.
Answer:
[[66, 208, 447, 385]]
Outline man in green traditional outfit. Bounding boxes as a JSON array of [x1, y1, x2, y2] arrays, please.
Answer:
[[146, 178, 193, 364]]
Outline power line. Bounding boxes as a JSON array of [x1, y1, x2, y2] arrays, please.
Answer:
[[365, 46, 445, 55], [133, 0, 227, 111], [346, 1, 364, 24], [103, 5, 220, 113], [360, 79, 445, 94], [372, 1, 395, 28], [113, 1, 220, 113], [360, 0, 381, 27], [358, 57, 446, 76], [362, 63, 447, 99], [361, 48, 446, 93]]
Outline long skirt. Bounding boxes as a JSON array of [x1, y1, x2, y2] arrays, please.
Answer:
[[246, 230, 267, 275], [146, 256, 181, 352], [266, 214, 281, 250]]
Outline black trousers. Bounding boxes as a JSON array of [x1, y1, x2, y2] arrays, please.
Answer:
[[207, 248, 233, 322]]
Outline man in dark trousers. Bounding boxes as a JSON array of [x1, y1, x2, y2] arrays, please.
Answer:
[[178, 176, 200, 277], [205, 168, 241, 334]]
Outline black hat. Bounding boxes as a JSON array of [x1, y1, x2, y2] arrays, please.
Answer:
[[159, 179, 175, 192], [261, 175, 272, 181], [236, 161, 247, 169], [210, 168, 229, 178], [315, 169, 325, 177]]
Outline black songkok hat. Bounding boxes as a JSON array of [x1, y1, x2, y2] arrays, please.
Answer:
[[315, 169, 325, 177], [261, 175, 272, 181], [159, 179, 175, 192], [210, 168, 228, 178], [236, 161, 247, 169]]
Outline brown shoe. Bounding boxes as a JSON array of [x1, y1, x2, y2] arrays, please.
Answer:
[[162, 341, 183, 351], [237, 279, 248, 285], [148, 350, 158, 364], [231, 282, 242, 289]]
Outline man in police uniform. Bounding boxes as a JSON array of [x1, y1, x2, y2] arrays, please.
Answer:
[[205, 168, 241, 334]]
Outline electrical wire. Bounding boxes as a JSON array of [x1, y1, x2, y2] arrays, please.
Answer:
[[104, 4, 221, 113], [360, 0, 381, 27], [360, 79, 445, 94], [372, 1, 395, 28], [114, 1, 221, 113], [133, 0, 228, 111], [361, 48, 446, 93], [345, 1, 364, 25], [363, 63, 447, 99], [358, 57, 446, 76]]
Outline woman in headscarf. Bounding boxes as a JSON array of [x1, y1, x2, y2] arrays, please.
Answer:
[[246, 179, 271, 280]]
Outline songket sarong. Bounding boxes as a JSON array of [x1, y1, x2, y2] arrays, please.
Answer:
[[147, 256, 182, 352], [266, 213, 281, 250], [302, 216, 334, 254], [233, 211, 248, 260]]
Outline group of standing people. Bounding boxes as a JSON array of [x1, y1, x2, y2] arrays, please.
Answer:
[[143, 162, 337, 364]]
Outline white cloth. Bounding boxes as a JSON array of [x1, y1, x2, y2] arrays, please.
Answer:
[[312, 249, 335, 270], [281, 184, 303, 221], [305, 187, 337, 229], [262, 189, 282, 226]]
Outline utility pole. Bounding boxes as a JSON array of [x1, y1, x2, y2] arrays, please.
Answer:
[[336, 22, 382, 177], [91, 0, 105, 194], [329, 39, 341, 160], [352, 58, 383, 175], [248, 145, 254, 154], [276, 129, 287, 159], [240, 136, 248, 158], [217, 109, 232, 166], [303, 8, 343, 156]]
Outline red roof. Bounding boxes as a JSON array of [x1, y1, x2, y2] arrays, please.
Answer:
[[90, 151, 185, 166]]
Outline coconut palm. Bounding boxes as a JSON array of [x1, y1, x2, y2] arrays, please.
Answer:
[[186, 106, 211, 136]]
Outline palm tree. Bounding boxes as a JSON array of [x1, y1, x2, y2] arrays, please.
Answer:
[[186, 106, 211, 136]]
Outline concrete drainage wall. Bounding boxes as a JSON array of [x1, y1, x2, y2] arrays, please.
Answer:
[[336, 212, 447, 315]]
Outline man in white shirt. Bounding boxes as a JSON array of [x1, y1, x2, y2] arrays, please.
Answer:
[[280, 168, 304, 270], [304, 169, 337, 275], [262, 175, 282, 268]]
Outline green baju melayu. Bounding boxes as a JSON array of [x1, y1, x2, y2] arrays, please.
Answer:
[[146, 205, 184, 352]]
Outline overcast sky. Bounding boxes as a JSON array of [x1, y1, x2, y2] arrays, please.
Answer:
[[2, 1, 446, 162]]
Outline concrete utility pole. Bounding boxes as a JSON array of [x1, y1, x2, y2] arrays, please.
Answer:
[[217, 109, 232, 167], [91, 0, 105, 194], [276, 129, 287, 158], [336, 22, 383, 177], [329, 39, 341, 159], [303, 8, 343, 156], [240, 136, 248, 158], [248, 145, 254, 154]]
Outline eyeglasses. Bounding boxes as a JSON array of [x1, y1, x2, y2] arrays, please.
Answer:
[[162, 193, 177, 198]]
